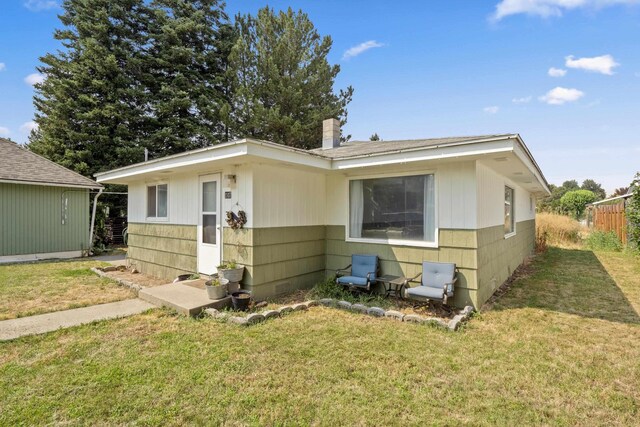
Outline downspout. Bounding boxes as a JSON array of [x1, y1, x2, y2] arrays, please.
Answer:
[[89, 188, 103, 255]]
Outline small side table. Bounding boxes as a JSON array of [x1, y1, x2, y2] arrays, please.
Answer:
[[376, 274, 406, 298]]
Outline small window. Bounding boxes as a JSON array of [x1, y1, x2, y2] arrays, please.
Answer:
[[147, 184, 168, 218], [505, 186, 515, 235], [349, 174, 436, 243]]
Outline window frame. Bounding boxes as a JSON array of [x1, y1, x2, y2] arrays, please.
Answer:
[[346, 171, 438, 248], [146, 182, 169, 222], [504, 185, 516, 238]]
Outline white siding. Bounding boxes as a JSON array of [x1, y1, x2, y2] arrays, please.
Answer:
[[476, 161, 535, 229], [252, 164, 326, 227], [325, 160, 477, 230]]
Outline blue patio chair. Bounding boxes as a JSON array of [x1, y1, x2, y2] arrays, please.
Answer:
[[403, 261, 457, 305], [336, 254, 379, 292]]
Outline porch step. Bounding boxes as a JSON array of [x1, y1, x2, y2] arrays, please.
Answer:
[[139, 283, 231, 316]]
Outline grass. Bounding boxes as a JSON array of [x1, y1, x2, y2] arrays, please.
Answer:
[[536, 212, 584, 246], [0, 259, 137, 320], [1, 247, 639, 425]]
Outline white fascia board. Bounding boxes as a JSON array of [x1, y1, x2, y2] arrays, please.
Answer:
[[512, 142, 551, 196], [96, 143, 249, 183], [332, 139, 515, 170], [0, 179, 99, 189], [245, 141, 331, 169]]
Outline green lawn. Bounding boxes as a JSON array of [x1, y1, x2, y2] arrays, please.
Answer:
[[0, 259, 136, 320], [1, 247, 639, 425]]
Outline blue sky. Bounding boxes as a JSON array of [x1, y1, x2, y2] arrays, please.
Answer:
[[1, 0, 639, 192]]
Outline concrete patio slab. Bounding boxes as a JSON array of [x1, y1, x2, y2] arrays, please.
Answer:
[[139, 282, 231, 316], [0, 299, 155, 341]]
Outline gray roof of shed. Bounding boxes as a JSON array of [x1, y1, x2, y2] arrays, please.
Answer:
[[310, 134, 516, 159], [0, 138, 102, 189]]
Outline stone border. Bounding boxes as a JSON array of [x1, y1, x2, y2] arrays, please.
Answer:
[[91, 267, 143, 294], [205, 298, 475, 331]]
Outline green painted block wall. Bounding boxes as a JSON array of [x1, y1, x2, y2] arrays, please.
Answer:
[[127, 222, 197, 280], [0, 183, 89, 256]]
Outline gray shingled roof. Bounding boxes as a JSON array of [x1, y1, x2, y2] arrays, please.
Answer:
[[0, 138, 102, 189], [309, 134, 516, 159]]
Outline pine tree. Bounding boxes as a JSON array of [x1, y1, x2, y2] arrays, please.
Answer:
[[229, 7, 353, 149], [29, 0, 151, 176], [145, 0, 233, 153]]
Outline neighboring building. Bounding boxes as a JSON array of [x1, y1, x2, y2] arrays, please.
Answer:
[[95, 120, 550, 308], [0, 138, 102, 262]]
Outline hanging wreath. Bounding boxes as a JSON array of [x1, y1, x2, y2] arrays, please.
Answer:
[[226, 208, 247, 230]]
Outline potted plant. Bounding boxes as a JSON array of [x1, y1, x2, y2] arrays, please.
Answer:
[[231, 290, 251, 311], [217, 260, 244, 283], [205, 277, 229, 300]]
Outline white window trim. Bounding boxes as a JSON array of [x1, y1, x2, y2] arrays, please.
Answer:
[[146, 181, 169, 222], [345, 170, 439, 248], [504, 185, 516, 238]]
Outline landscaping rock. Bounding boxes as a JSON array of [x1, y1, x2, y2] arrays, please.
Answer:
[[102, 266, 117, 272], [350, 303, 368, 313], [305, 300, 319, 307], [384, 310, 405, 321], [367, 307, 385, 317], [278, 306, 294, 315], [205, 308, 230, 320], [246, 313, 265, 324], [292, 303, 308, 311], [254, 301, 268, 309], [403, 314, 425, 323], [131, 268, 139, 274], [228, 316, 248, 326], [461, 305, 475, 317], [262, 310, 280, 320], [337, 300, 352, 310], [448, 314, 465, 331], [319, 298, 334, 306]]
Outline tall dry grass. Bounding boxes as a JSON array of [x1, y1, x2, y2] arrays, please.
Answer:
[[536, 212, 584, 247]]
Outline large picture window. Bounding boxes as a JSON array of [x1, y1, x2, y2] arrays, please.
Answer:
[[349, 174, 435, 243], [147, 184, 168, 219], [504, 185, 515, 235]]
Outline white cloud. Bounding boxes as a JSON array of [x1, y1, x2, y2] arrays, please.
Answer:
[[548, 67, 567, 77], [491, 0, 640, 21], [343, 40, 385, 60], [565, 54, 619, 75], [0, 63, 5, 71], [483, 106, 500, 114], [539, 86, 585, 105], [20, 121, 39, 134], [0, 127, 10, 137], [24, 0, 58, 12], [512, 96, 532, 104], [24, 73, 45, 86]]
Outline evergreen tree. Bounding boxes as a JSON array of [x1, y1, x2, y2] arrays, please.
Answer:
[[369, 133, 380, 141], [145, 0, 234, 153], [581, 179, 606, 201], [29, 0, 151, 176], [229, 7, 353, 149]]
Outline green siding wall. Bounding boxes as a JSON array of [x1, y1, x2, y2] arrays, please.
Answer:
[[476, 219, 535, 305], [0, 183, 89, 256], [127, 222, 197, 280], [224, 226, 326, 300]]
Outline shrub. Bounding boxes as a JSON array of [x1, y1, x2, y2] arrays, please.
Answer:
[[536, 213, 582, 245], [585, 230, 623, 252], [559, 190, 596, 219], [626, 173, 640, 250], [308, 277, 391, 308]]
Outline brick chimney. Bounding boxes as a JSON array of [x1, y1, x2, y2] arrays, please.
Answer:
[[322, 118, 340, 149]]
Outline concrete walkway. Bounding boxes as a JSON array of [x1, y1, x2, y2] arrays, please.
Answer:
[[0, 299, 155, 341]]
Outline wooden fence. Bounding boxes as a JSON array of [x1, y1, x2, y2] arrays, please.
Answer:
[[591, 202, 627, 244]]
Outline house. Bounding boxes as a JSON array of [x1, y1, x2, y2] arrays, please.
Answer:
[[95, 119, 550, 308], [0, 138, 102, 262]]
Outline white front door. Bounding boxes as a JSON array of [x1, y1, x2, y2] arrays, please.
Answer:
[[197, 174, 221, 275]]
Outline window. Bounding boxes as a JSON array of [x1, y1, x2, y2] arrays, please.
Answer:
[[349, 174, 435, 243], [147, 184, 168, 219], [505, 186, 515, 235]]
